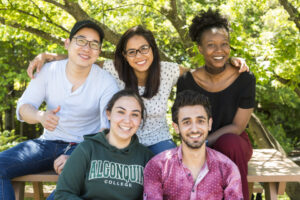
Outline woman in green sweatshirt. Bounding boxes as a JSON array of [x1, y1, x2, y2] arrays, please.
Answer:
[[55, 89, 154, 200]]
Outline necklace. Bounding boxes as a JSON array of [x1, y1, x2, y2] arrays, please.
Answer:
[[204, 65, 226, 75]]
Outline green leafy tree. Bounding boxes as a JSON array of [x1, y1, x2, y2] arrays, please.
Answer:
[[0, 0, 299, 196]]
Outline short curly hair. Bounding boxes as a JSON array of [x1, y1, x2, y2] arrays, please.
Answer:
[[189, 8, 229, 45]]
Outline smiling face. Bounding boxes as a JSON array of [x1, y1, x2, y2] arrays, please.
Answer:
[[198, 27, 230, 69], [124, 35, 154, 77], [106, 96, 142, 148], [65, 27, 101, 68], [173, 105, 212, 149]]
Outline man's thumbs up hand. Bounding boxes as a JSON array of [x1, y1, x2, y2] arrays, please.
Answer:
[[38, 106, 61, 131]]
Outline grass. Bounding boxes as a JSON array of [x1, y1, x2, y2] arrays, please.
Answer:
[[24, 183, 55, 200], [252, 193, 291, 200]]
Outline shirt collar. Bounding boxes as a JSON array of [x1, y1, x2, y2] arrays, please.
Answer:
[[205, 147, 213, 169], [177, 145, 183, 163], [177, 145, 213, 168]]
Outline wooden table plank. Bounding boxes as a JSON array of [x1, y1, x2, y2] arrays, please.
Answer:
[[277, 182, 286, 195], [248, 149, 300, 182], [264, 182, 277, 200], [12, 170, 58, 182]]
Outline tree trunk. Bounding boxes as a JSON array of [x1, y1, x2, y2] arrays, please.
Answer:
[[4, 106, 14, 130], [0, 114, 3, 132], [4, 83, 15, 131], [278, 0, 300, 31]]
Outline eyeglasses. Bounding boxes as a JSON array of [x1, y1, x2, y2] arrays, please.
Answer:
[[73, 36, 101, 50], [125, 45, 151, 57]]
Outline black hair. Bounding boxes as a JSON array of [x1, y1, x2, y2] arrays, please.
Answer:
[[189, 8, 229, 45], [114, 25, 161, 99], [69, 20, 105, 45], [172, 90, 212, 124], [106, 89, 146, 124]]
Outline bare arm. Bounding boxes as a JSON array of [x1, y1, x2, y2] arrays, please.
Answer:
[[19, 104, 42, 124], [179, 65, 190, 76], [207, 108, 253, 146], [178, 57, 248, 77], [28, 53, 67, 78], [27, 53, 104, 78], [19, 104, 60, 131]]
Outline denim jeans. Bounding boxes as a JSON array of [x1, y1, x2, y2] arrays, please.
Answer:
[[148, 139, 176, 155], [0, 138, 77, 200]]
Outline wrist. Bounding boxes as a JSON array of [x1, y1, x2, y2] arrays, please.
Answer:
[[45, 53, 57, 62], [36, 110, 45, 123]]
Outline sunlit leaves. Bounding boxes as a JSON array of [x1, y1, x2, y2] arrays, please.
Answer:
[[0, 0, 299, 148]]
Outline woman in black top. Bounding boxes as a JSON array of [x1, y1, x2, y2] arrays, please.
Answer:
[[177, 9, 255, 200]]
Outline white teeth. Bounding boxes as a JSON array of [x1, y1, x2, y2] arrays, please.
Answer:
[[120, 126, 130, 131], [136, 60, 146, 65], [214, 57, 223, 60], [190, 135, 200, 138], [80, 54, 89, 59]]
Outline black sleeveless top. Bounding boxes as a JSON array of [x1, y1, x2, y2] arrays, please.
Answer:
[[176, 71, 256, 133]]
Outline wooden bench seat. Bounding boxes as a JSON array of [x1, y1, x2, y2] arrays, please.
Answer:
[[12, 170, 58, 200], [12, 149, 300, 200], [247, 149, 300, 200]]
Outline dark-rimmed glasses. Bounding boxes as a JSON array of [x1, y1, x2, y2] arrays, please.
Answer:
[[73, 36, 101, 50], [125, 45, 151, 57]]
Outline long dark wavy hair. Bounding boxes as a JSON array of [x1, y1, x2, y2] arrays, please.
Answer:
[[114, 25, 161, 99]]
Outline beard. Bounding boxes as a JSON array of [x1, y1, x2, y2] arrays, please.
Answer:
[[179, 131, 207, 149]]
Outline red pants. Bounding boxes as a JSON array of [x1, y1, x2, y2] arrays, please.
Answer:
[[213, 132, 253, 200]]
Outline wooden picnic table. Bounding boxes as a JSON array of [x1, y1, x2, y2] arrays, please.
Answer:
[[12, 149, 300, 200], [247, 149, 300, 200]]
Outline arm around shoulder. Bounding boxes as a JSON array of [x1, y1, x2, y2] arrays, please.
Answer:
[[28, 53, 67, 78], [179, 65, 189, 76]]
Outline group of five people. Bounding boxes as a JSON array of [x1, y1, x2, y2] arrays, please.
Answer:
[[0, 8, 255, 200]]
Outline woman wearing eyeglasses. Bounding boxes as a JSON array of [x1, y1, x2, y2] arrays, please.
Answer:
[[102, 26, 181, 154], [28, 26, 248, 155]]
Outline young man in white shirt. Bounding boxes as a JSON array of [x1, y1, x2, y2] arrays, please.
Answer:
[[0, 20, 119, 200]]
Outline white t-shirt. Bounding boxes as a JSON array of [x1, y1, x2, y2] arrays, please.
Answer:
[[103, 60, 180, 146], [17, 59, 119, 143]]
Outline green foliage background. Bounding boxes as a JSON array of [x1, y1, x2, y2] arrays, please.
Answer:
[[0, 0, 299, 152]]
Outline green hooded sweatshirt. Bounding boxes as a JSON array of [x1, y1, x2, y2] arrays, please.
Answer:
[[55, 130, 154, 200]]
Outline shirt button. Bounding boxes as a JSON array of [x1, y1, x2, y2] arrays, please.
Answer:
[[192, 189, 195, 192], [188, 173, 191, 176]]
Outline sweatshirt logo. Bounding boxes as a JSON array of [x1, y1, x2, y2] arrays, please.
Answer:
[[88, 160, 144, 186]]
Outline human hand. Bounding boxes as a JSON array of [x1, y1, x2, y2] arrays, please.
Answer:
[[54, 154, 70, 175], [99, 128, 106, 132], [230, 57, 249, 73], [27, 53, 55, 78], [38, 106, 60, 131]]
